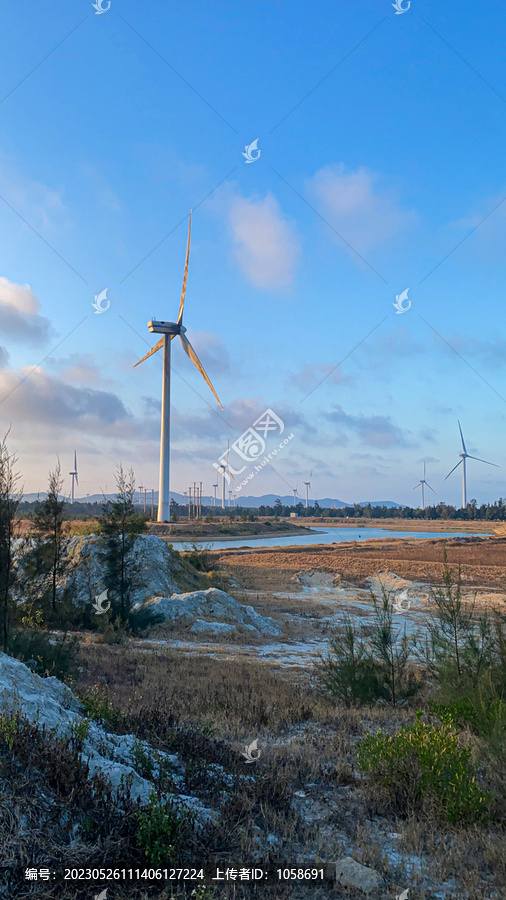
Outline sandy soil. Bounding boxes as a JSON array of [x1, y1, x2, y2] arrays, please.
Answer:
[[216, 534, 506, 589]]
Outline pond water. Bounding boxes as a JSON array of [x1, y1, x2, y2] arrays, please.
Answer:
[[176, 526, 486, 552]]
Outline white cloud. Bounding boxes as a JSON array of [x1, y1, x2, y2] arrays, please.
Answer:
[[0, 277, 53, 344], [327, 404, 412, 448], [228, 193, 300, 288], [307, 164, 416, 255]]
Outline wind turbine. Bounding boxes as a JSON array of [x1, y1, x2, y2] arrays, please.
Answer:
[[212, 483, 218, 507], [69, 451, 78, 504], [445, 421, 499, 508], [216, 442, 234, 509], [134, 212, 223, 522], [303, 470, 312, 509], [292, 484, 298, 506], [413, 461, 435, 510]]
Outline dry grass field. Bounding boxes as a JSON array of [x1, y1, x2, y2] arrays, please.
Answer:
[[3, 532, 506, 898], [216, 535, 506, 590]]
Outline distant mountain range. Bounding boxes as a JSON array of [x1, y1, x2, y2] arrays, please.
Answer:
[[21, 491, 402, 509]]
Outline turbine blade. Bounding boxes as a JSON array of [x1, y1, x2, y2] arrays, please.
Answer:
[[426, 483, 436, 492], [179, 333, 223, 409], [413, 483, 422, 489], [423, 461, 426, 478], [458, 420, 467, 454], [466, 455, 500, 467], [134, 336, 164, 367], [177, 211, 192, 326], [445, 459, 463, 480]]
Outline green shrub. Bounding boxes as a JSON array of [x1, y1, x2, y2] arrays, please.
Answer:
[[79, 685, 121, 727], [317, 620, 383, 706], [357, 712, 492, 824], [135, 793, 194, 866], [6, 629, 78, 679], [132, 738, 155, 779], [318, 589, 418, 707], [430, 675, 506, 751], [183, 542, 213, 572], [69, 717, 90, 750]]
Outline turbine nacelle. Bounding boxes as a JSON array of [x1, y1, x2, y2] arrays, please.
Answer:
[[148, 320, 187, 336]]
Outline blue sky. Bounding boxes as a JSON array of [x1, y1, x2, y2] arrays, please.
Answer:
[[0, 0, 505, 505]]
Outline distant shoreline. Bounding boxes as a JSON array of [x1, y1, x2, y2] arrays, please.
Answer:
[[160, 528, 321, 543], [290, 518, 497, 534]]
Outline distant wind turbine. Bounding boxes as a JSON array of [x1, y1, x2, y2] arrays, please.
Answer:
[[69, 451, 78, 504], [292, 484, 298, 505], [304, 470, 312, 509], [134, 211, 223, 522], [217, 442, 234, 509], [413, 461, 435, 510], [445, 421, 499, 508]]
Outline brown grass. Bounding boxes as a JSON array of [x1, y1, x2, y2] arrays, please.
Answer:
[[216, 535, 506, 589]]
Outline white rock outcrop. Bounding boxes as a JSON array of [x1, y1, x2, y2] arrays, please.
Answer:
[[59, 534, 182, 607], [139, 587, 282, 636], [0, 652, 213, 822]]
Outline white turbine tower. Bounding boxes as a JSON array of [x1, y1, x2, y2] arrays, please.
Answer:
[[134, 212, 223, 522], [292, 484, 298, 506], [445, 421, 499, 509], [69, 451, 78, 504], [303, 470, 312, 509], [413, 461, 435, 510]]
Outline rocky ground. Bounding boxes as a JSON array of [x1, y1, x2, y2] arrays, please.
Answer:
[[1, 532, 505, 898]]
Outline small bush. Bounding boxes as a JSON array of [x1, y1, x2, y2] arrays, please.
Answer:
[[317, 620, 383, 706], [135, 793, 195, 866], [357, 712, 492, 824], [430, 675, 506, 751], [79, 685, 122, 727], [185, 542, 214, 572], [6, 629, 79, 679]]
